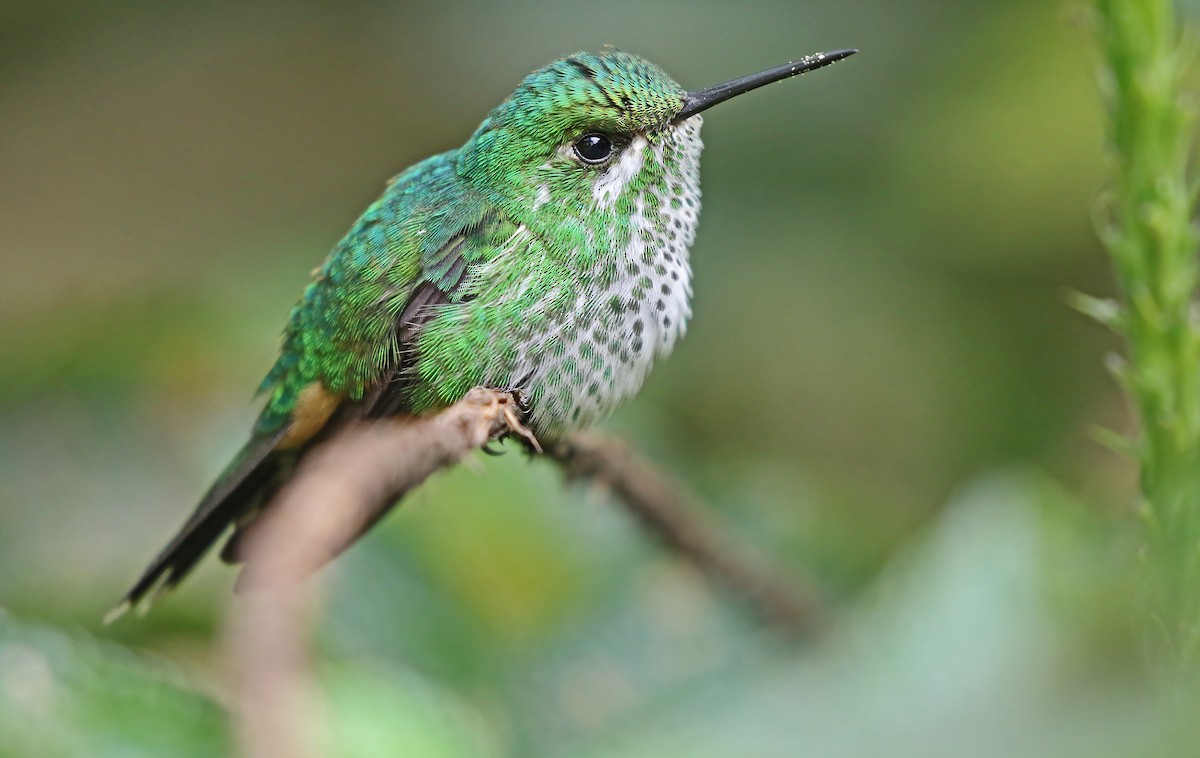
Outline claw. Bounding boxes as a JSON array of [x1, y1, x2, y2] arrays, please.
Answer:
[[501, 402, 542, 453], [479, 386, 543, 454], [481, 441, 507, 456]]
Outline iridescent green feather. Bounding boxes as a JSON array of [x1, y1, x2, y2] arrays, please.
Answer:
[[255, 152, 490, 433]]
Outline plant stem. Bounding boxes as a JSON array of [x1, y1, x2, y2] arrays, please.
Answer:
[[1094, 0, 1200, 666]]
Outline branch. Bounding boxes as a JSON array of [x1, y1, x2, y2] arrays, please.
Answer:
[[222, 388, 823, 757], [546, 434, 822, 638], [223, 388, 526, 758]]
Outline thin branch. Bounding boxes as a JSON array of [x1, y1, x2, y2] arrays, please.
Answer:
[[224, 388, 527, 758], [223, 387, 823, 757], [546, 433, 823, 638]]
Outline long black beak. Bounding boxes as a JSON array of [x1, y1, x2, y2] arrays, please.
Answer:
[[674, 49, 857, 122]]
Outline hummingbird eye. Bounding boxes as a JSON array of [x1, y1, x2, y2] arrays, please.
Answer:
[[572, 133, 614, 165]]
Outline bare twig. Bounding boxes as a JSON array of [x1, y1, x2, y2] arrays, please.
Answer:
[[223, 388, 527, 758], [223, 388, 823, 757], [224, 585, 325, 758], [546, 434, 822, 638]]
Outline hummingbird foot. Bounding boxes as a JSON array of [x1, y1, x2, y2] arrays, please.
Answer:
[[490, 387, 542, 453]]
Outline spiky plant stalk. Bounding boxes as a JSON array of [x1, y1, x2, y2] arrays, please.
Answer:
[[1089, 0, 1200, 666]]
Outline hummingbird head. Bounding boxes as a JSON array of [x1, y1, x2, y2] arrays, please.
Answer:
[[456, 48, 856, 251], [458, 48, 856, 216], [457, 50, 689, 218], [449, 48, 854, 432]]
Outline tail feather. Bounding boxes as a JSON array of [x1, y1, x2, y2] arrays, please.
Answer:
[[107, 429, 289, 621]]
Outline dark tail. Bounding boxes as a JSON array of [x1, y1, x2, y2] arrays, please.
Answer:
[[106, 430, 288, 622]]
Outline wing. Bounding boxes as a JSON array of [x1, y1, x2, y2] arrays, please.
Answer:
[[359, 232, 476, 417], [109, 151, 495, 616], [213, 225, 492, 566], [255, 151, 492, 436]]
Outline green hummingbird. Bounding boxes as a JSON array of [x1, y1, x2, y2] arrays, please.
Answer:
[[110, 47, 856, 617]]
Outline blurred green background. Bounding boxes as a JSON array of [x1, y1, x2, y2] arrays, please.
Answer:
[[2, 0, 1192, 755]]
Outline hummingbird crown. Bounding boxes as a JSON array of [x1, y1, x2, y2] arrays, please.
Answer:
[[488, 51, 686, 137]]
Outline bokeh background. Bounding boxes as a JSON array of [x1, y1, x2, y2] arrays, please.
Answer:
[[3, 0, 1196, 755]]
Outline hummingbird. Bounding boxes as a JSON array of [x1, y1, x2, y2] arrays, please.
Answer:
[[110, 47, 856, 618]]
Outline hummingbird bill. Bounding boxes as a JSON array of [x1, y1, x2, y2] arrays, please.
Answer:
[[110, 47, 856, 618]]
